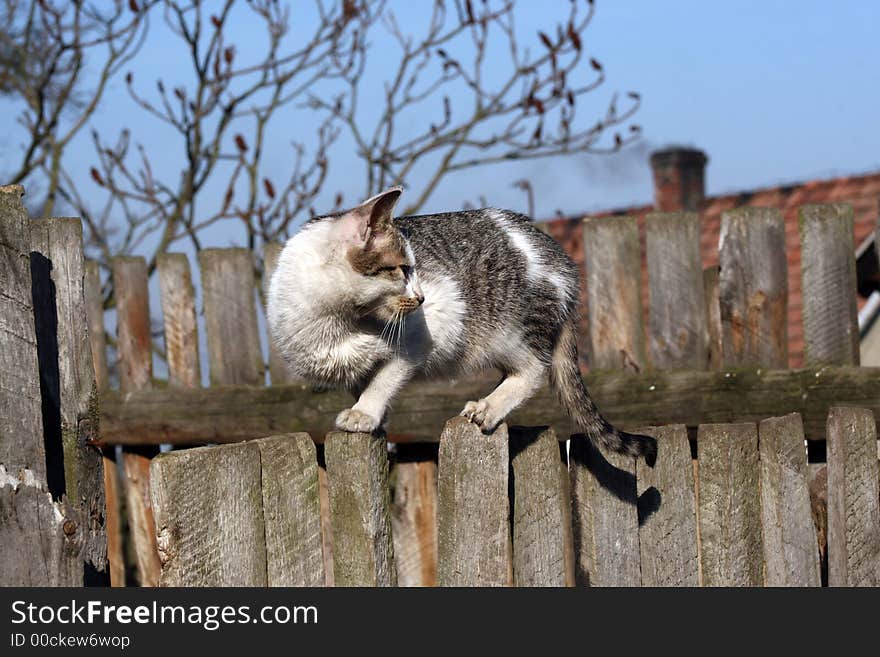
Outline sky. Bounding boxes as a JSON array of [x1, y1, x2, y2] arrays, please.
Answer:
[[4, 1, 880, 227]]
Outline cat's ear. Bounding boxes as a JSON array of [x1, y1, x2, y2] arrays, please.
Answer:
[[354, 186, 403, 242]]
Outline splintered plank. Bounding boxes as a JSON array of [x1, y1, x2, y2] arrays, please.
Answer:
[[636, 425, 699, 587], [262, 242, 291, 384], [112, 256, 161, 587], [582, 215, 646, 372], [799, 204, 859, 366], [437, 417, 510, 586], [391, 444, 439, 587], [254, 433, 324, 586], [324, 431, 396, 586], [150, 442, 267, 586], [719, 208, 789, 368], [645, 212, 708, 370], [31, 218, 107, 581], [758, 414, 820, 586], [509, 426, 573, 587], [198, 248, 264, 386], [826, 407, 880, 586], [157, 253, 201, 389], [569, 436, 641, 586], [697, 423, 763, 586]]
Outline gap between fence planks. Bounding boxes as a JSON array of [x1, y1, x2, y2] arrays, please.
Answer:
[[582, 215, 646, 373], [324, 431, 396, 586], [719, 208, 789, 369], [646, 211, 708, 370], [112, 256, 161, 587], [826, 407, 880, 586], [391, 444, 439, 587], [437, 418, 511, 586]]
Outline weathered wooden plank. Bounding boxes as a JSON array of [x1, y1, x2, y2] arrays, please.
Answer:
[[570, 435, 640, 586], [102, 450, 125, 586], [582, 215, 645, 372], [98, 366, 880, 445], [112, 255, 160, 587], [150, 442, 267, 586], [254, 433, 324, 586], [31, 218, 107, 582], [697, 423, 763, 586], [808, 465, 828, 585], [0, 184, 45, 483], [646, 212, 707, 370], [703, 266, 723, 371], [83, 260, 108, 390], [324, 431, 396, 586], [263, 242, 291, 385], [157, 253, 200, 389], [758, 414, 820, 586], [198, 248, 264, 386], [509, 426, 573, 587], [799, 204, 859, 366], [826, 407, 880, 586], [437, 417, 510, 586], [719, 208, 788, 368], [391, 444, 438, 587], [636, 425, 699, 587]]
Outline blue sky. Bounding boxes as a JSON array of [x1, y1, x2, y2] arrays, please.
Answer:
[[5, 1, 880, 225]]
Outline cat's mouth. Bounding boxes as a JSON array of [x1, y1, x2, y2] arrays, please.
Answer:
[[396, 295, 424, 315]]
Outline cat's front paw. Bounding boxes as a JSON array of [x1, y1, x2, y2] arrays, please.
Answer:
[[335, 408, 381, 433], [460, 399, 502, 433]]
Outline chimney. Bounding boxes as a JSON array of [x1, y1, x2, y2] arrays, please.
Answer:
[[649, 147, 708, 212]]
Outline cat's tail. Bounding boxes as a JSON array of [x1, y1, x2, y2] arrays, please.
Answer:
[[549, 319, 657, 466]]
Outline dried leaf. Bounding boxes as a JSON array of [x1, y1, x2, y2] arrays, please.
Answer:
[[125, 71, 133, 84], [590, 58, 602, 71], [128, 0, 139, 12], [90, 168, 104, 186], [539, 31, 553, 50], [627, 91, 641, 101], [567, 90, 575, 106], [173, 87, 185, 101], [211, 15, 221, 28], [263, 178, 276, 199], [568, 22, 582, 51], [234, 134, 248, 152], [224, 47, 235, 65], [465, 0, 475, 24]]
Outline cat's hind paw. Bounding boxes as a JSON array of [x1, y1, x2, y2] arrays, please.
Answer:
[[335, 408, 381, 434]]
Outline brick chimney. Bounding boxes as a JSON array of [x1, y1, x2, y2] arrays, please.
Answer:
[[649, 147, 708, 212]]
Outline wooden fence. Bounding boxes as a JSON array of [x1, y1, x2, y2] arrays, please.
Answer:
[[2, 181, 879, 586]]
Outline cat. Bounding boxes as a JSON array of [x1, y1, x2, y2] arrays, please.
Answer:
[[267, 186, 657, 464]]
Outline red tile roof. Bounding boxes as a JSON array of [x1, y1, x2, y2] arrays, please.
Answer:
[[543, 172, 880, 368]]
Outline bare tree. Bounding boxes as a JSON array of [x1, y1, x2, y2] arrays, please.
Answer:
[[3, 0, 640, 290]]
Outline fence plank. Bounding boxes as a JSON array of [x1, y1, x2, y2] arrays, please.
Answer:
[[31, 218, 107, 582], [697, 423, 763, 586], [0, 185, 69, 586], [646, 212, 708, 370], [84, 260, 124, 585], [719, 208, 788, 368], [582, 215, 645, 372], [636, 425, 699, 587], [112, 256, 161, 587], [703, 266, 723, 370], [198, 248, 264, 386], [0, 185, 46, 483], [263, 242, 290, 385], [437, 417, 510, 586], [254, 433, 325, 586], [799, 204, 859, 366], [157, 254, 201, 389], [510, 426, 573, 586], [758, 414, 820, 586], [570, 437, 640, 586], [826, 407, 880, 586], [324, 431, 396, 586], [316, 452, 335, 586], [391, 444, 438, 587], [150, 442, 267, 586]]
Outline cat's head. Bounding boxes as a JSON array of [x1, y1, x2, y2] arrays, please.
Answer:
[[311, 186, 424, 322]]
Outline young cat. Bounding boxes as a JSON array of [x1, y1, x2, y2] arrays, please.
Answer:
[[267, 187, 656, 463]]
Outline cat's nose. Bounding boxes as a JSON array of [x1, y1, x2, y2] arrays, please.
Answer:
[[415, 293, 425, 306]]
